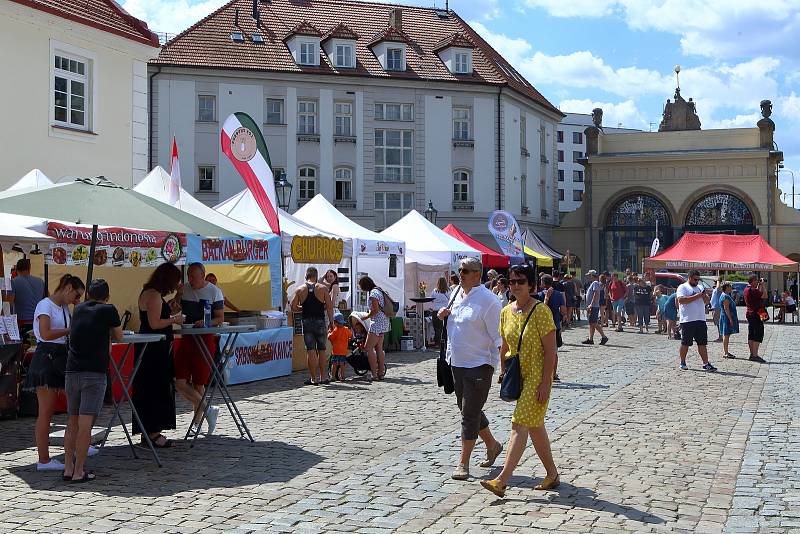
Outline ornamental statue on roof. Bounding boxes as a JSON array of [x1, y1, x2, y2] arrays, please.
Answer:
[[658, 65, 701, 132]]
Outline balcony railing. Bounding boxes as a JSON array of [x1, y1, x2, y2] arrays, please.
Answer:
[[453, 139, 475, 148], [334, 200, 357, 210]]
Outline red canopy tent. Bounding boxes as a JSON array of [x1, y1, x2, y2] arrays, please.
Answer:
[[442, 224, 510, 269], [644, 233, 799, 272]]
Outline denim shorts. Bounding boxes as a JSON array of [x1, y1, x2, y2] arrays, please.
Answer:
[[588, 307, 600, 325], [303, 317, 328, 351], [65, 372, 107, 417], [612, 299, 625, 313]]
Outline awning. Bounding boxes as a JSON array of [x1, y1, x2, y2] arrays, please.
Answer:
[[523, 246, 554, 267], [644, 233, 798, 272], [442, 224, 509, 269], [522, 228, 562, 262]]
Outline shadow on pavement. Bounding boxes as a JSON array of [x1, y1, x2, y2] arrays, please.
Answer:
[[553, 382, 610, 390], [7, 437, 324, 497], [488, 480, 665, 525]]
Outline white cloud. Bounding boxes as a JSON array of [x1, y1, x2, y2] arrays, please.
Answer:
[[780, 92, 800, 121], [122, 0, 227, 34], [522, 0, 800, 59], [559, 99, 648, 129]]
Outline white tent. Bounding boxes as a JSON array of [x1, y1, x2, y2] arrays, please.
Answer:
[[382, 210, 480, 302], [0, 223, 53, 252], [3, 169, 55, 233], [295, 194, 405, 310], [9, 169, 54, 191], [215, 189, 355, 308]]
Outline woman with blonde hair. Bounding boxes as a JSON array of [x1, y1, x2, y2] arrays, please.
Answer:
[[430, 277, 452, 346], [481, 263, 559, 497]]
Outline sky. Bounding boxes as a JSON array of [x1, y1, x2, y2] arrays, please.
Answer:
[[124, 0, 800, 205]]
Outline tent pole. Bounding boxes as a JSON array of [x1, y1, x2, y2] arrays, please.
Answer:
[[85, 224, 99, 297]]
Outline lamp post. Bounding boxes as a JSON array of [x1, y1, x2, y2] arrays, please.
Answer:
[[424, 200, 438, 225], [274, 170, 292, 211]]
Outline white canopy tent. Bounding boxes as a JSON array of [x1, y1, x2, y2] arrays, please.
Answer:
[[9, 169, 54, 191], [381, 210, 480, 302], [295, 195, 405, 310], [215, 189, 355, 308], [3, 169, 55, 232]]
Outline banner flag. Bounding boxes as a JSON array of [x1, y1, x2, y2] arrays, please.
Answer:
[[168, 136, 181, 206], [488, 210, 525, 261], [221, 113, 280, 234]]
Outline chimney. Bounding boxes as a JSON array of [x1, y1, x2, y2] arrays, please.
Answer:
[[389, 8, 402, 32]]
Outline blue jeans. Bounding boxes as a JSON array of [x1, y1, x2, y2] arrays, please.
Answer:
[[636, 305, 651, 327]]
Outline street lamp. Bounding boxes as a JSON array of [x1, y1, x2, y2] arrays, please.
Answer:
[[424, 200, 438, 225], [274, 169, 292, 211], [780, 163, 796, 209]]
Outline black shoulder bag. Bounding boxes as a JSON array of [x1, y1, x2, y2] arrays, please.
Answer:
[[436, 287, 462, 395], [500, 302, 539, 402]]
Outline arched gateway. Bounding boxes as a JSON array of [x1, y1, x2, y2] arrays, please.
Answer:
[[602, 193, 673, 272], [684, 192, 757, 234]]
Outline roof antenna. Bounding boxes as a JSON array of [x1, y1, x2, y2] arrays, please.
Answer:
[[446, 0, 449, 11], [234, 8, 239, 26]]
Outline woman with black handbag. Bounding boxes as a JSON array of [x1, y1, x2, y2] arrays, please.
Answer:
[[481, 264, 559, 498], [24, 274, 85, 471]]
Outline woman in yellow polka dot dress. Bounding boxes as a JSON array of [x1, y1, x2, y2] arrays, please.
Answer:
[[481, 264, 559, 498]]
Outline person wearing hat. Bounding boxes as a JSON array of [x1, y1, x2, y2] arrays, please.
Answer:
[[328, 312, 351, 381], [582, 270, 608, 345]]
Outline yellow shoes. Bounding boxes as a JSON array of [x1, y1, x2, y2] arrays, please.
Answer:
[[480, 478, 507, 498], [535, 474, 560, 490]]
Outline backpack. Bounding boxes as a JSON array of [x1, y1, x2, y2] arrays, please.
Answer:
[[378, 288, 397, 317]]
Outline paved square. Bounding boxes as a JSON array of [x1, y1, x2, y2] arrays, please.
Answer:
[[1, 321, 797, 533]]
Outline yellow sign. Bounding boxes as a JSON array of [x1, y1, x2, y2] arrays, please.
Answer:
[[291, 236, 344, 264]]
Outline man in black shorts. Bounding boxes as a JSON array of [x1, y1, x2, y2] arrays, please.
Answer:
[[676, 270, 716, 372], [291, 267, 335, 385]]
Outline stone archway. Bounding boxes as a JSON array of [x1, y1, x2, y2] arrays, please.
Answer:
[[601, 193, 674, 272], [683, 191, 757, 234]]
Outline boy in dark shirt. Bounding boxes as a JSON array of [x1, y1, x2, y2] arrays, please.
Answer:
[[63, 279, 123, 482]]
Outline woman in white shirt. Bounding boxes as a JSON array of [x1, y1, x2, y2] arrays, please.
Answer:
[[430, 277, 452, 347], [24, 274, 85, 471]]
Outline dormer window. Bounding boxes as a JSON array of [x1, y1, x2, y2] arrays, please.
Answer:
[[299, 41, 317, 65], [433, 33, 475, 75], [284, 21, 323, 67], [387, 47, 404, 71], [335, 44, 354, 68]]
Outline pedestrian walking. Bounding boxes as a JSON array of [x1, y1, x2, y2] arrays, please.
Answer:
[[719, 283, 739, 359], [480, 264, 559, 497], [562, 273, 576, 328], [581, 270, 608, 345], [609, 273, 627, 332], [676, 270, 716, 371], [634, 277, 653, 333], [743, 275, 767, 363], [358, 276, 392, 381], [437, 257, 504, 481], [625, 275, 637, 327], [599, 272, 609, 327], [710, 279, 722, 342]]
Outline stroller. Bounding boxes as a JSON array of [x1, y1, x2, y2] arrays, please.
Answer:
[[345, 312, 387, 377]]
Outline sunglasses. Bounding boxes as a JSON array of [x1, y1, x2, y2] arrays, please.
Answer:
[[458, 268, 478, 274], [508, 278, 527, 286]]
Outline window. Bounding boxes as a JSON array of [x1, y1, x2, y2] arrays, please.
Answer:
[[374, 192, 413, 230], [197, 95, 216, 122], [573, 170, 584, 182], [454, 52, 469, 73], [298, 167, 317, 202], [573, 131, 583, 144], [573, 190, 583, 202], [453, 170, 470, 202], [335, 44, 354, 68], [557, 150, 564, 162], [298, 100, 317, 134], [335, 168, 353, 201], [266, 98, 284, 125], [453, 107, 470, 140], [520, 174, 528, 212], [53, 53, 90, 129], [230, 32, 244, 42], [198, 166, 215, 192], [299, 42, 317, 65], [520, 115, 527, 149], [558, 170, 565, 182], [335, 102, 352, 136], [556, 130, 564, 143], [558, 189, 565, 201], [375, 129, 413, 183], [375, 103, 413, 121], [572, 150, 583, 163], [387, 47, 404, 71]]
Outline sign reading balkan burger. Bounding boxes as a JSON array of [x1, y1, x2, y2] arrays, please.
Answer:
[[290, 236, 344, 264]]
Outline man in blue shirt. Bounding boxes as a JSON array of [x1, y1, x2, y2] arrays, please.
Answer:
[[11, 258, 45, 338], [538, 274, 566, 381], [710, 279, 722, 342]]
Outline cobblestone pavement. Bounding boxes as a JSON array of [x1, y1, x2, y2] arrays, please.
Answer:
[[1, 319, 798, 533]]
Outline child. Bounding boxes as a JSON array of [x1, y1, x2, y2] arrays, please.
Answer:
[[328, 312, 351, 381]]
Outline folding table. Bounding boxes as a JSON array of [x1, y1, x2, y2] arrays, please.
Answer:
[[99, 333, 166, 466], [177, 325, 255, 446]]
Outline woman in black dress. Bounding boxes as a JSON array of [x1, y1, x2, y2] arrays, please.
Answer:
[[133, 263, 183, 447]]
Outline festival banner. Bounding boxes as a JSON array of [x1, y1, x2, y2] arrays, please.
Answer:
[[290, 236, 345, 264], [186, 235, 274, 265], [46, 222, 186, 267], [221, 327, 293, 385], [487, 210, 525, 261]]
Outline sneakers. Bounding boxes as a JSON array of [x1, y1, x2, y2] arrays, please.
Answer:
[[206, 405, 220, 435], [679, 362, 688, 371], [479, 442, 504, 468], [190, 423, 202, 436], [749, 355, 766, 363], [451, 463, 469, 480], [581, 339, 594, 345], [600, 336, 609, 345], [36, 459, 65, 471], [702, 363, 718, 372], [724, 353, 736, 359]]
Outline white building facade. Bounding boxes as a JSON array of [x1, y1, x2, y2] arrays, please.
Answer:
[[557, 113, 638, 213], [149, 1, 564, 239], [0, 0, 160, 188]]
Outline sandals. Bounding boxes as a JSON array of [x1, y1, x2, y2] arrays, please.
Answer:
[[144, 434, 173, 448], [480, 479, 507, 498], [303, 379, 318, 386], [71, 471, 96, 483], [535, 474, 560, 490]]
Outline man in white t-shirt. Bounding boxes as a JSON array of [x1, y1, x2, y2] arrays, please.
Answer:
[[581, 270, 608, 345], [676, 270, 717, 372]]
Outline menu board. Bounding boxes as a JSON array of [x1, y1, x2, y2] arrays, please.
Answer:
[[46, 223, 186, 268]]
